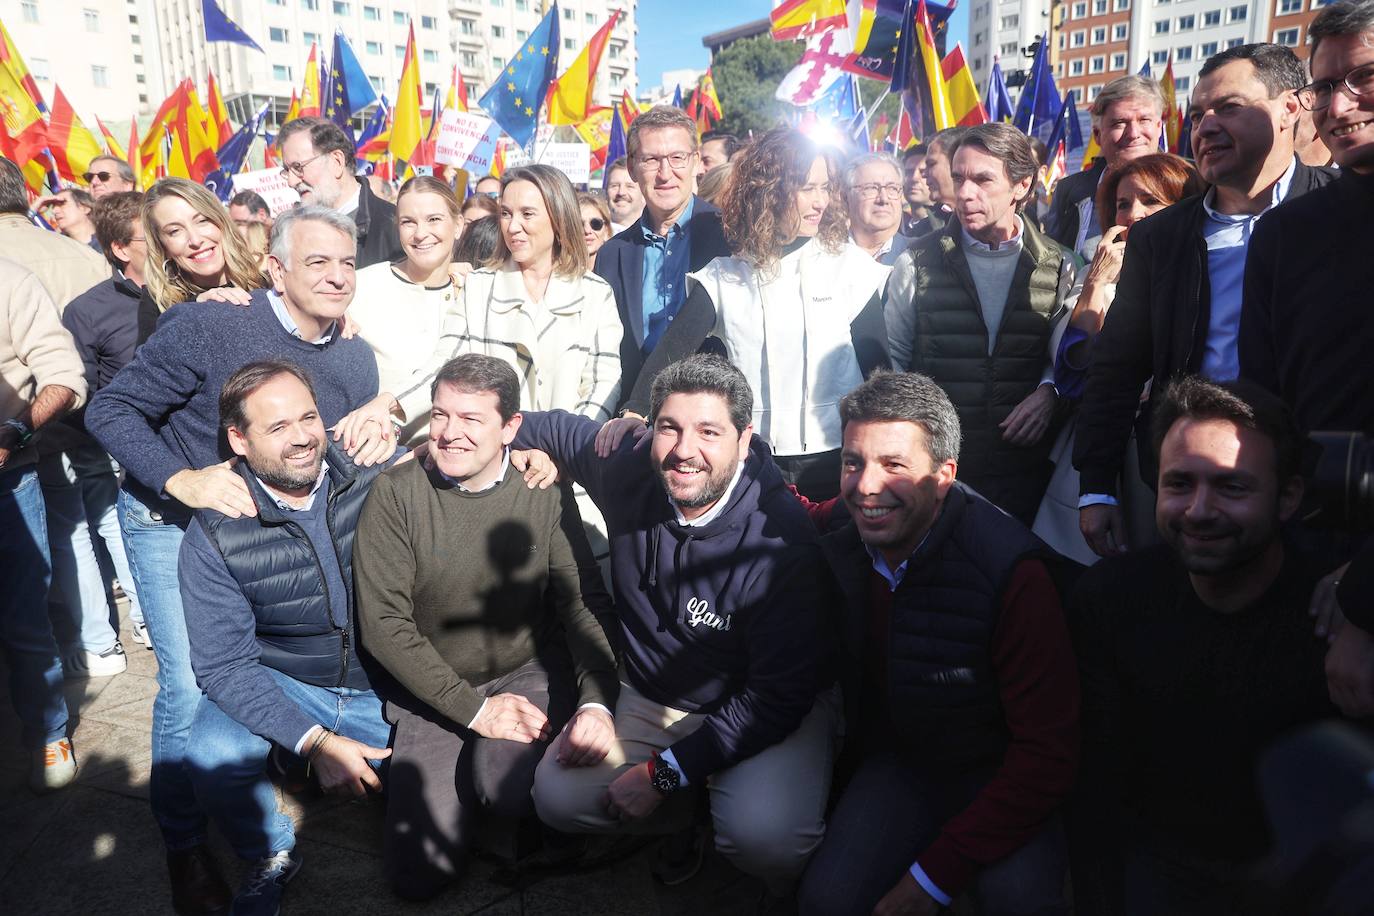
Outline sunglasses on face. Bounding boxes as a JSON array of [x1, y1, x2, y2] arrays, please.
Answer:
[[82, 170, 115, 184], [585, 217, 606, 231]]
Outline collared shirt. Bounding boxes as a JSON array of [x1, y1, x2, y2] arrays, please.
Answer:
[[255, 464, 329, 512], [268, 290, 335, 345], [336, 185, 360, 216], [438, 447, 511, 493], [864, 532, 931, 592], [669, 458, 744, 528], [639, 195, 696, 352], [1197, 157, 1296, 381]]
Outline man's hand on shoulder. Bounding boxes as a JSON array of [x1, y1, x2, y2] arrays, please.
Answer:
[[872, 872, 940, 916], [165, 460, 256, 517]]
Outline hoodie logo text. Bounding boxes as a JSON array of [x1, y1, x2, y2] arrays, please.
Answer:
[[686, 597, 732, 632]]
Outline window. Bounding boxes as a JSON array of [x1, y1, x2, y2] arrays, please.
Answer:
[[1114, 0, 1130, 9], [136, 73, 145, 84], [1112, 52, 1127, 68], [267, 0, 284, 5], [563, 7, 574, 19], [424, 82, 438, 96], [1090, 55, 1106, 72], [1072, 2, 1087, 17], [493, 56, 505, 69], [1278, 0, 1303, 11], [460, 19, 476, 35], [973, 31, 984, 46], [1274, 27, 1300, 44], [1113, 22, 1128, 40], [1227, 37, 1245, 48], [395, 44, 406, 58], [1088, 84, 1104, 102], [366, 40, 382, 54], [393, 11, 406, 24], [516, 0, 529, 9], [1176, 76, 1191, 91], [1176, 45, 1193, 61], [1072, 29, 1087, 46], [1001, 14, 1019, 28], [1154, 19, 1170, 33], [610, 71, 623, 87], [332, 1, 349, 13], [1069, 87, 1083, 104], [1002, 41, 1018, 55], [303, 31, 320, 46], [609, 41, 622, 59], [422, 15, 438, 29], [1201, 40, 1219, 56], [461, 50, 478, 67], [1204, 9, 1221, 24], [369, 75, 384, 92], [269, 27, 289, 42], [975, 6, 985, 18], [1153, 49, 1169, 64], [1229, 5, 1249, 20], [273, 64, 292, 80], [21, 0, 37, 22], [83, 8, 99, 30], [517, 29, 529, 41], [492, 25, 504, 38], [1177, 14, 1195, 30], [1094, 0, 1108, 12], [1070, 58, 1086, 75], [1060, 33, 1068, 49], [91, 65, 109, 87], [30, 57, 47, 80], [1092, 26, 1107, 43], [1155, 0, 1170, 5], [423, 49, 439, 63], [301, 0, 319, 9], [363, 5, 380, 20], [564, 37, 576, 50], [975, 56, 985, 70]]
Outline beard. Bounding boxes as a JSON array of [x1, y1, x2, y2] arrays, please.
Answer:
[[251, 436, 324, 492], [656, 454, 738, 512], [1161, 514, 1277, 576]]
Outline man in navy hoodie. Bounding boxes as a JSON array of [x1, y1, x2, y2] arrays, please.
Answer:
[[519, 354, 837, 895]]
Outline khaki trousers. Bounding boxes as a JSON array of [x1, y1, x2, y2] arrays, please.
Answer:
[[533, 680, 841, 890]]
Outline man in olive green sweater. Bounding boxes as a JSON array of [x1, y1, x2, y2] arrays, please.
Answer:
[[353, 354, 617, 900]]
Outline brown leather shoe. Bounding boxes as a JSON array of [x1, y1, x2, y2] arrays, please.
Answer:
[[167, 844, 232, 915]]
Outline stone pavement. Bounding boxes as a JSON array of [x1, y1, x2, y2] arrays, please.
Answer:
[[0, 601, 765, 915]]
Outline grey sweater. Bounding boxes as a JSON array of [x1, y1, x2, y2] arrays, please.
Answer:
[[962, 225, 1024, 354]]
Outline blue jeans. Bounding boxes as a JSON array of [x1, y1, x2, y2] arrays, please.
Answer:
[[0, 465, 68, 747], [186, 667, 391, 860], [117, 485, 204, 848]]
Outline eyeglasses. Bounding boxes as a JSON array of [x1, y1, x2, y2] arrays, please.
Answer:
[[635, 151, 696, 173], [280, 153, 325, 178], [1298, 62, 1374, 111], [585, 217, 606, 231], [853, 182, 903, 200], [82, 170, 116, 184]]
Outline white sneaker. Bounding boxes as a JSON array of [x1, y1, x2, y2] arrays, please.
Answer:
[[129, 621, 152, 649], [64, 643, 128, 679], [30, 738, 76, 792]]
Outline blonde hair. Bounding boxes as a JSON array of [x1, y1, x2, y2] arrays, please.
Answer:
[[491, 165, 588, 277], [142, 178, 263, 311], [239, 220, 271, 272]]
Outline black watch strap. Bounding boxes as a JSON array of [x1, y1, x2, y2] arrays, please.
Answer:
[[649, 753, 680, 795]]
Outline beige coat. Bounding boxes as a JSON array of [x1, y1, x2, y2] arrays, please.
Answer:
[[0, 214, 109, 312], [0, 259, 88, 472]]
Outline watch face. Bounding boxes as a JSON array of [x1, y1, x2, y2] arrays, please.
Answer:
[[651, 758, 679, 794]]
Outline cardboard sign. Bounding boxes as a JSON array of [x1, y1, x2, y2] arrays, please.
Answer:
[[535, 142, 592, 185], [435, 110, 504, 173], [231, 168, 300, 216]]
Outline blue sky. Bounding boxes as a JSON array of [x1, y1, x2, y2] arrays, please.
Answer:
[[635, 1, 970, 87]]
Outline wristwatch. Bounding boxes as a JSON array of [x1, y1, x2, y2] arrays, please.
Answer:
[[648, 752, 681, 796], [1, 417, 32, 448]]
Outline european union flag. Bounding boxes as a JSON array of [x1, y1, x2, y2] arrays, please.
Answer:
[[323, 31, 376, 144], [1012, 37, 1060, 135], [201, 0, 263, 53], [985, 58, 1014, 123], [602, 103, 626, 192], [478, 3, 560, 149], [1044, 91, 1084, 159], [358, 96, 390, 148], [206, 101, 271, 202]]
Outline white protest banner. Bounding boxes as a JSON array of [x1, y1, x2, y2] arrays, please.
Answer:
[[231, 168, 300, 216], [537, 142, 592, 185], [435, 110, 503, 172]]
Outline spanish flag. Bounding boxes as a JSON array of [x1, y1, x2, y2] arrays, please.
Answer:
[[1160, 53, 1182, 152], [694, 68, 722, 132], [96, 117, 127, 159], [770, 0, 847, 41], [388, 24, 423, 163], [127, 117, 142, 187], [0, 17, 45, 113], [941, 44, 987, 127], [298, 42, 321, 118], [206, 70, 232, 149], [446, 65, 469, 115], [47, 85, 104, 182], [547, 10, 619, 125], [0, 55, 48, 167]]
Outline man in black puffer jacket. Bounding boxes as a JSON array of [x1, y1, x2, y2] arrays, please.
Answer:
[[177, 360, 397, 915]]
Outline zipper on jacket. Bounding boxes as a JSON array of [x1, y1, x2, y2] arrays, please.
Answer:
[[287, 520, 349, 688]]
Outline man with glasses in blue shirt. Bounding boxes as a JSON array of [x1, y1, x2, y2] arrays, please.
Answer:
[[277, 116, 402, 269], [845, 153, 909, 267], [592, 106, 732, 410]]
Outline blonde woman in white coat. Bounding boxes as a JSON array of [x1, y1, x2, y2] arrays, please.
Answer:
[[609, 128, 892, 500]]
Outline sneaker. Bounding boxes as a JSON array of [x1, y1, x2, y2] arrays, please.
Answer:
[[64, 642, 128, 679], [130, 620, 152, 649], [30, 738, 76, 792], [651, 827, 705, 887], [231, 850, 301, 916], [168, 844, 232, 916]]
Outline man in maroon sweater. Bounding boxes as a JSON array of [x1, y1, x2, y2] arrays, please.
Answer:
[[797, 371, 1080, 916]]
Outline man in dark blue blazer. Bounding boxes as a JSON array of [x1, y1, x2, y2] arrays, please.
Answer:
[[593, 106, 732, 409]]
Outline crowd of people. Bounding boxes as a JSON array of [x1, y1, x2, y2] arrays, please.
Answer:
[[2, 4, 1374, 915]]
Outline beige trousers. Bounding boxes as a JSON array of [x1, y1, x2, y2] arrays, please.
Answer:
[[532, 680, 841, 889]]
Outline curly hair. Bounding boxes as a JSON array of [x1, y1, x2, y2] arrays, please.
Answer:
[[717, 128, 848, 269], [142, 178, 264, 311]]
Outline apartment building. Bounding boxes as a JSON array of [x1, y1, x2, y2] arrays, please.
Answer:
[[967, 0, 1056, 96]]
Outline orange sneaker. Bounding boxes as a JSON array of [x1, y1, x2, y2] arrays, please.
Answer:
[[31, 738, 76, 792]]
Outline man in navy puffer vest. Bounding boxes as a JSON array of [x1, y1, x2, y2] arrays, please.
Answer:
[[178, 360, 396, 916]]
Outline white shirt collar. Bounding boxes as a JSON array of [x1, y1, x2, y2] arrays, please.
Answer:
[[440, 447, 511, 493], [1201, 156, 1298, 221], [337, 185, 361, 216], [267, 290, 335, 345], [256, 464, 329, 512], [960, 215, 1025, 254], [671, 459, 746, 528]]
